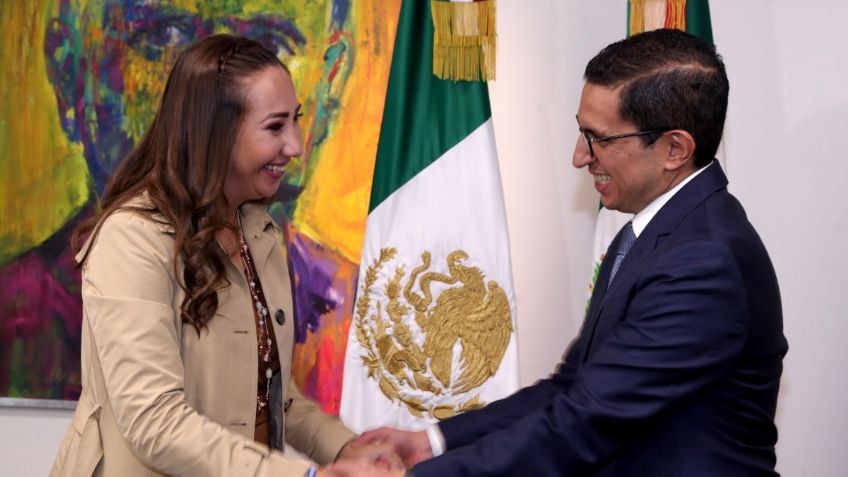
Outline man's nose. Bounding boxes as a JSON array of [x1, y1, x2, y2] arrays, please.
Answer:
[[572, 135, 593, 169]]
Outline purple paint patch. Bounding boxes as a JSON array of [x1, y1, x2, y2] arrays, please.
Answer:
[[287, 230, 343, 343], [0, 253, 81, 342], [0, 247, 82, 398]]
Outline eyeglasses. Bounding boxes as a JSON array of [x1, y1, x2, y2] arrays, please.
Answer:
[[577, 118, 670, 158]]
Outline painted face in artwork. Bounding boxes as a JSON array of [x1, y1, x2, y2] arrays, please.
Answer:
[[45, 0, 352, 197], [1, 0, 393, 408]]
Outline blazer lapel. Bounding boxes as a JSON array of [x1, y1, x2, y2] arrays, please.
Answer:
[[240, 203, 280, 278]]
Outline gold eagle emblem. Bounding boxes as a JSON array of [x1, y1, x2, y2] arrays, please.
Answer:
[[354, 247, 513, 420]]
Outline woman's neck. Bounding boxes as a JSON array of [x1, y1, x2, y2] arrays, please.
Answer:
[[225, 203, 241, 228]]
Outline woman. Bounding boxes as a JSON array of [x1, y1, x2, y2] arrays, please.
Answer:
[[51, 34, 397, 477]]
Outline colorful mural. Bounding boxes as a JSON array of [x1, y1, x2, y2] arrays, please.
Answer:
[[0, 0, 400, 413]]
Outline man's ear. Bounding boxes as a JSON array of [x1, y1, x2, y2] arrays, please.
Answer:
[[44, 17, 83, 141], [662, 129, 696, 172]]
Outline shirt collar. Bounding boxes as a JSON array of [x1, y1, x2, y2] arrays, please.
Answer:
[[631, 161, 714, 237]]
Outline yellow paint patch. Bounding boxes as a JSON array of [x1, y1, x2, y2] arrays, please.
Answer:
[[0, 0, 90, 264], [293, 0, 400, 262]]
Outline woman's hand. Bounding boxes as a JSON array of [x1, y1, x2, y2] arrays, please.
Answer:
[[354, 427, 432, 468]]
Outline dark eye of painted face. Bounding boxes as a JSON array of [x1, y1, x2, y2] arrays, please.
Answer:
[[225, 16, 306, 58], [124, 6, 201, 61]]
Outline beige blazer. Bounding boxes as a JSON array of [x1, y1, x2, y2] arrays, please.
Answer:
[[50, 199, 355, 476]]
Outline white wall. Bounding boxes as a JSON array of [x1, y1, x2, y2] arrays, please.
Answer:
[[0, 406, 73, 474], [489, 0, 623, 394], [2, 1, 846, 476], [710, 2, 848, 475]]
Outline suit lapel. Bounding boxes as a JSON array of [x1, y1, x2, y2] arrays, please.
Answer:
[[579, 225, 627, 359], [578, 162, 730, 361]]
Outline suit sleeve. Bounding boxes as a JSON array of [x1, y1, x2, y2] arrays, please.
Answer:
[[83, 212, 311, 476], [438, 339, 581, 449], [414, 240, 748, 477]]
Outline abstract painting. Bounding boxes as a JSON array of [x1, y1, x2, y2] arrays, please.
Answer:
[[0, 0, 399, 412]]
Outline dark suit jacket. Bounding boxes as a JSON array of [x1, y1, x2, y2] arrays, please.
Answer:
[[412, 162, 787, 477]]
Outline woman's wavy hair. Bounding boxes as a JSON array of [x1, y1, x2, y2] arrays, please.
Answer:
[[72, 34, 286, 333]]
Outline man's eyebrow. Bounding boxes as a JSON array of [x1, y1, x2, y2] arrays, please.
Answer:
[[575, 115, 600, 136]]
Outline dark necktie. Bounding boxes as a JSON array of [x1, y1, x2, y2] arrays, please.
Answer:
[[608, 221, 636, 287]]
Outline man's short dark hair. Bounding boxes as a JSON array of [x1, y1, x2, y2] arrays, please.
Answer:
[[584, 28, 729, 168]]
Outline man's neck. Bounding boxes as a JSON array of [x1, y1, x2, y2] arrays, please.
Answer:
[[631, 161, 713, 237]]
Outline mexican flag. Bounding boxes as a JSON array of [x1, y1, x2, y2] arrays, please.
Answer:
[[340, 0, 519, 432], [588, 0, 716, 301]]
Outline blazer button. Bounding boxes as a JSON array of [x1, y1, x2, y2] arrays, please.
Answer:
[[275, 309, 286, 326]]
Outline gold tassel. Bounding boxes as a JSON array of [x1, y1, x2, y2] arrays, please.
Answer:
[[629, 0, 647, 36], [666, 0, 687, 31], [644, 0, 668, 31], [431, 0, 496, 82]]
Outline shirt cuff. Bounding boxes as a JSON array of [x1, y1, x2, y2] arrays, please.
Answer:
[[425, 424, 446, 457]]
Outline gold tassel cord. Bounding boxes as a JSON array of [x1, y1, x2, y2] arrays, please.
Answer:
[[644, 0, 669, 31], [631, 0, 688, 35], [630, 0, 647, 36], [666, 0, 687, 30], [431, 0, 496, 82]]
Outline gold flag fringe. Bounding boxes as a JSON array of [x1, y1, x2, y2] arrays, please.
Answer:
[[629, 0, 687, 36], [630, 0, 648, 35], [431, 0, 496, 82], [645, 0, 668, 31], [665, 0, 687, 30]]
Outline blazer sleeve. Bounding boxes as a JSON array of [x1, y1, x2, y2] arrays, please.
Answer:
[[82, 211, 311, 477], [283, 378, 356, 464], [413, 239, 748, 477]]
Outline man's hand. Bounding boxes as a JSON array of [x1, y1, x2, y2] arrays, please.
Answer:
[[335, 439, 404, 471], [354, 427, 432, 468]]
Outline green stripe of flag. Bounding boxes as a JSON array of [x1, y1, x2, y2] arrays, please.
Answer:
[[368, 0, 492, 213], [685, 0, 714, 44]]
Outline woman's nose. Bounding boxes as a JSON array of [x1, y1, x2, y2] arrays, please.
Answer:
[[282, 128, 303, 158]]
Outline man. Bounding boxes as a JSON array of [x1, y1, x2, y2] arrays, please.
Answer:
[[341, 28, 788, 477]]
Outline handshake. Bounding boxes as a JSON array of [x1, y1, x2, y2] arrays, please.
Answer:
[[320, 427, 431, 477]]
